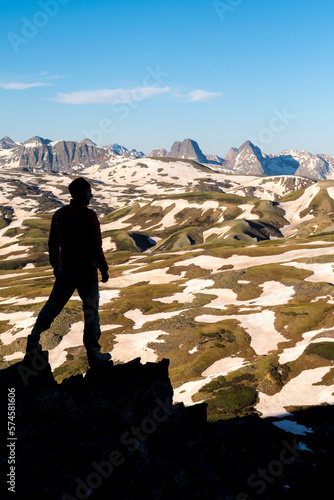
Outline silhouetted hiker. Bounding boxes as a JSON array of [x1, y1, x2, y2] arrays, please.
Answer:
[[25, 177, 112, 367]]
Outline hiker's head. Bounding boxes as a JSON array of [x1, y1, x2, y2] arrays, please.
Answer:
[[68, 177, 92, 205]]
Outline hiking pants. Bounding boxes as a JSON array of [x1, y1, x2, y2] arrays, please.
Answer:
[[27, 268, 102, 360]]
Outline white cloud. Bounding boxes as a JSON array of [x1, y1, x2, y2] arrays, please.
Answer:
[[53, 86, 171, 104], [187, 89, 223, 102], [0, 81, 50, 90]]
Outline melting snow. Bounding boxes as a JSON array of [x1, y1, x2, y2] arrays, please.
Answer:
[[107, 267, 184, 287], [278, 328, 334, 364], [49, 321, 85, 370], [146, 199, 221, 230], [236, 204, 259, 220], [155, 278, 214, 304], [173, 356, 248, 406], [102, 237, 117, 252], [256, 367, 334, 417], [202, 281, 295, 310], [3, 351, 24, 362], [111, 329, 168, 363], [282, 261, 334, 284], [196, 310, 286, 355], [202, 226, 231, 241], [201, 356, 249, 377], [174, 245, 334, 272], [0, 311, 36, 345], [279, 184, 321, 236], [99, 289, 120, 306], [327, 186, 334, 200], [124, 308, 187, 329]]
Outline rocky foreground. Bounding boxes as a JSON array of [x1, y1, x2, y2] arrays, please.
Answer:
[[0, 353, 333, 500]]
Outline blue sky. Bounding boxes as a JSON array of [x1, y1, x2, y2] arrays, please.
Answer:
[[1, 0, 333, 157]]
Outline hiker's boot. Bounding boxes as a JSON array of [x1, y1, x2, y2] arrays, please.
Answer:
[[88, 352, 112, 367]]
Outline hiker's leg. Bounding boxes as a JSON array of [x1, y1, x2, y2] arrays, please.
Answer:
[[76, 269, 102, 360], [27, 269, 75, 347]]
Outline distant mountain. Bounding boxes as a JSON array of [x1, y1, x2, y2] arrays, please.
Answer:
[[149, 148, 168, 157], [225, 147, 238, 161], [167, 138, 207, 163], [104, 143, 145, 159], [21, 140, 113, 172], [205, 154, 225, 164], [0, 136, 116, 172], [154, 141, 223, 164], [80, 138, 97, 147], [220, 142, 334, 180], [277, 150, 334, 180], [0, 136, 17, 149], [1, 135, 334, 181], [22, 136, 52, 147], [221, 140, 266, 175], [166, 139, 233, 167]]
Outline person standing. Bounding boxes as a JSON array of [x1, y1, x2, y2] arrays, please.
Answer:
[[26, 177, 111, 367]]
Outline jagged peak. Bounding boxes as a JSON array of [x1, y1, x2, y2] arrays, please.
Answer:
[[239, 140, 257, 151], [1, 135, 15, 143], [0, 136, 17, 149], [167, 138, 206, 162], [23, 136, 52, 146], [80, 138, 97, 146]]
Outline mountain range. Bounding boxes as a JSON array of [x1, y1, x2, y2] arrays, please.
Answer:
[[1, 135, 334, 181]]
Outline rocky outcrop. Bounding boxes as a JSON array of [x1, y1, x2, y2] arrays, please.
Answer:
[[0, 354, 210, 499], [0, 350, 333, 498]]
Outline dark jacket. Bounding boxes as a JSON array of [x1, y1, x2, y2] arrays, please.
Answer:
[[48, 199, 108, 274]]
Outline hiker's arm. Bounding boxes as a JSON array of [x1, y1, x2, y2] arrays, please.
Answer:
[[91, 212, 109, 281], [48, 215, 60, 276]]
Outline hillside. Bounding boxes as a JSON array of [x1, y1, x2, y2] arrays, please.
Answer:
[[0, 161, 334, 435]]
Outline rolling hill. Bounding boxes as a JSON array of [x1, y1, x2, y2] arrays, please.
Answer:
[[0, 156, 334, 440]]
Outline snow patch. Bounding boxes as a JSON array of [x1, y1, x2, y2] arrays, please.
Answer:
[[196, 310, 286, 355], [124, 308, 187, 329], [155, 278, 214, 304], [49, 321, 85, 370], [256, 367, 334, 418], [173, 356, 248, 406], [111, 330, 168, 363]]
